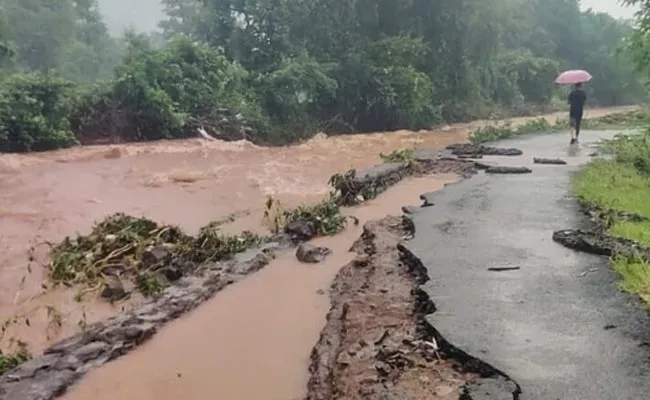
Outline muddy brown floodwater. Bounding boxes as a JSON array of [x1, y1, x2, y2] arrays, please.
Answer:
[[0, 105, 633, 357], [60, 175, 456, 400]]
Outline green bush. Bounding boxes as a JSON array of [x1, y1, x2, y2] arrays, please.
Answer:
[[75, 35, 268, 144], [0, 73, 78, 152]]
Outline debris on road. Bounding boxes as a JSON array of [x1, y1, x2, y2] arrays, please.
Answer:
[[488, 267, 521, 272], [534, 157, 567, 165], [485, 166, 532, 174]]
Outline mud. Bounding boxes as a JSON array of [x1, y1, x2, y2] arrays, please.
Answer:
[[305, 216, 475, 400]]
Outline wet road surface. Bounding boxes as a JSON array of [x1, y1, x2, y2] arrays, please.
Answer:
[[406, 131, 650, 399]]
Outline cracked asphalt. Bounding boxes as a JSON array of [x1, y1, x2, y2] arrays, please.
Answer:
[[406, 131, 650, 399]]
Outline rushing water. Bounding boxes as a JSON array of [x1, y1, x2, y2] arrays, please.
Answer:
[[0, 106, 632, 356], [60, 175, 456, 400]]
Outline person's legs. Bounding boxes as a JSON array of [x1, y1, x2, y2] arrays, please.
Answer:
[[569, 116, 577, 144], [575, 115, 582, 142]]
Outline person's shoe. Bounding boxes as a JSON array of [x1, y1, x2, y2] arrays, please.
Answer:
[[570, 138, 576, 144]]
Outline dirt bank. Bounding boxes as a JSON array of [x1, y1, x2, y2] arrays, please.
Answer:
[[306, 216, 474, 400]]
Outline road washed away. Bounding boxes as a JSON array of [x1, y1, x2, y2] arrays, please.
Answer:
[[2, 114, 650, 400]]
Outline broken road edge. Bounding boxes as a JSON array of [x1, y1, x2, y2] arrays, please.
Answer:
[[305, 216, 522, 400]]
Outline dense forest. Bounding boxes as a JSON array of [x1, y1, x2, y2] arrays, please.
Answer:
[[0, 0, 645, 152]]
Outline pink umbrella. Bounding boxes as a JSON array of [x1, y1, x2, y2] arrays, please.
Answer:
[[554, 69, 593, 85]]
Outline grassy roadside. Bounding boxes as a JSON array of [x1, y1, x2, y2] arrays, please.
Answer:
[[469, 108, 650, 144], [572, 131, 650, 304]]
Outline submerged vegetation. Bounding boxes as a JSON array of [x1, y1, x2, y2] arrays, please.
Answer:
[[0, 0, 647, 152]]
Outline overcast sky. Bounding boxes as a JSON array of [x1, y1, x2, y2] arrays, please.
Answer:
[[581, 0, 637, 19], [97, 0, 639, 35]]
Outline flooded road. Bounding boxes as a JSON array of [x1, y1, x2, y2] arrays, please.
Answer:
[[60, 175, 455, 400], [0, 106, 634, 355]]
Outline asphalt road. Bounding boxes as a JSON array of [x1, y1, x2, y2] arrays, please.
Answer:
[[405, 131, 650, 399]]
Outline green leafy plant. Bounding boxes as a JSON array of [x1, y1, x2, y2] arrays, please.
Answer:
[[380, 148, 415, 165], [0, 340, 31, 374], [47, 213, 262, 298]]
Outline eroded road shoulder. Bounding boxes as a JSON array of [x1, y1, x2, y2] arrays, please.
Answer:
[[305, 216, 518, 400]]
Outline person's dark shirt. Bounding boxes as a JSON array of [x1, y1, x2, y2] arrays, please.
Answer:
[[568, 88, 586, 117]]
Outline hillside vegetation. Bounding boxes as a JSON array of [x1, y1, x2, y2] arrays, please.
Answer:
[[0, 0, 646, 152]]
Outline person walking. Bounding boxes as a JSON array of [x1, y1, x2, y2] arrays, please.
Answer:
[[567, 82, 587, 144], [554, 69, 592, 144]]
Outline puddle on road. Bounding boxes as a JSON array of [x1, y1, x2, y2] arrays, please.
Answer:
[[60, 174, 456, 400]]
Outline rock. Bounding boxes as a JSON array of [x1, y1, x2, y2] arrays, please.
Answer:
[[379, 391, 403, 400], [225, 247, 275, 275], [485, 166, 532, 174], [161, 266, 183, 281], [5, 354, 59, 381], [123, 323, 157, 342], [54, 355, 82, 371], [142, 245, 170, 267], [461, 376, 520, 400], [100, 276, 127, 301], [353, 254, 370, 267], [336, 352, 353, 366], [284, 218, 317, 241], [419, 194, 434, 207], [473, 161, 496, 170], [374, 361, 392, 377], [401, 205, 419, 214], [457, 154, 483, 159], [296, 243, 332, 263], [2, 369, 79, 400], [533, 157, 567, 165], [71, 341, 110, 363]]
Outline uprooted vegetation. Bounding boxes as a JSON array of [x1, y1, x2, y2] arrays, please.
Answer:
[[47, 213, 263, 299], [379, 148, 415, 165], [48, 153, 424, 302], [263, 194, 349, 239]]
